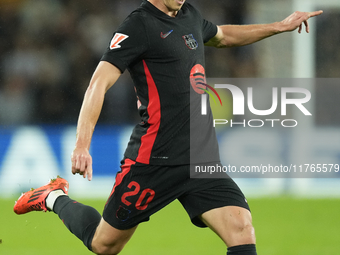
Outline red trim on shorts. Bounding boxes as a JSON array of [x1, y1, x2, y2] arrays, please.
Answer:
[[106, 159, 136, 203], [136, 60, 161, 164]]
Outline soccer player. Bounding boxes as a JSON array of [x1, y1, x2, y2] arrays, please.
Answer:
[[14, 1, 322, 254]]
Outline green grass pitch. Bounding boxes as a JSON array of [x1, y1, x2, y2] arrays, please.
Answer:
[[1, 197, 340, 255]]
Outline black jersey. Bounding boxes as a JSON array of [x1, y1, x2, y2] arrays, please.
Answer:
[[101, 1, 220, 165]]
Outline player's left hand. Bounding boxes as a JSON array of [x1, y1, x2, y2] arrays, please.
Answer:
[[280, 10, 323, 33]]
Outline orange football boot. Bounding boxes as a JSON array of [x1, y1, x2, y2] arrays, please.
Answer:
[[14, 176, 69, 215]]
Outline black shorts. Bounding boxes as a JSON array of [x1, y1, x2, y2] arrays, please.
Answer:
[[103, 158, 250, 230]]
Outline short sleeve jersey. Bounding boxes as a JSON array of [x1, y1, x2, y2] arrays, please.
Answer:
[[101, 1, 220, 165]]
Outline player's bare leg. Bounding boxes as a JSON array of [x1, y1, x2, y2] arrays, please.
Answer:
[[200, 206, 256, 254], [91, 218, 137, 255]]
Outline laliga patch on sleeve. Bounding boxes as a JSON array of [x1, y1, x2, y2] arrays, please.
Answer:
[[110, 33, 129, 50]]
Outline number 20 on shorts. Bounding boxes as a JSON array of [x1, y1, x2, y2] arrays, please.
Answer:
[[121, 181, 155, 210]]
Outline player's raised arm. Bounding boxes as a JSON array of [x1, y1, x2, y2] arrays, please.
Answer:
[[205, 10, 323, 48], [71, 61, 121, 181]]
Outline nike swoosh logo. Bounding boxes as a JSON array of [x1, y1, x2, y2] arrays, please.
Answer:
[[160, 30, 173, 39]]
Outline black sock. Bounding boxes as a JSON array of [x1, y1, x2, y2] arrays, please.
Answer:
[[227, 244, 257, 255], [53, 196, 101, 251]]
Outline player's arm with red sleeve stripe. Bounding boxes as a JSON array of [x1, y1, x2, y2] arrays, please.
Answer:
[[71, 62, 121, 181]]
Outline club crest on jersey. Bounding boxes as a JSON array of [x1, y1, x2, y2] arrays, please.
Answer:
[[110, 33, 129, 50], [182, 34, 198, 50]]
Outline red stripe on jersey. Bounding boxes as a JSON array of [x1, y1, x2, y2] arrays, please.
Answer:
[[136, 60, 161, 164], [106, 158, 135, 204]]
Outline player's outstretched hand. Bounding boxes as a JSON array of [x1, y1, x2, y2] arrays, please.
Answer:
[[71, 147, 93, 181], [280, 10, 323, 33]]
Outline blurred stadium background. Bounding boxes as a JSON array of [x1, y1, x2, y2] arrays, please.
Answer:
[[1, 0, 340, 254]]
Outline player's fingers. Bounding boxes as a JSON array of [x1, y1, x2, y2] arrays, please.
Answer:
[[73, 156, 81, 175], [71, 149, 93, 179], [308, 10, 323, 18], [72, 159, 81, 175], [87, 157, 93, 181], [87, 167, 93, 181], [304, 20, 309, 33], [298, 24, 302, 33], [79, 155, 86, 173], [71, 157, 76, 174], [75, 154, 81, 170], [83, 169, 87, 178], [72, 163, 77, 175], [71, 151, 77, 174]]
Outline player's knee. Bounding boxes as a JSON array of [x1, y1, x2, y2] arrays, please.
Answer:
[[241, 223, 255, 238], [232, 221, 256, 243], [91, 241, 125, 255]]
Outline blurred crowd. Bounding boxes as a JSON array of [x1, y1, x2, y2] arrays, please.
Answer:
[[0, 0, 253, 126], [315, 10, 340, 126]]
